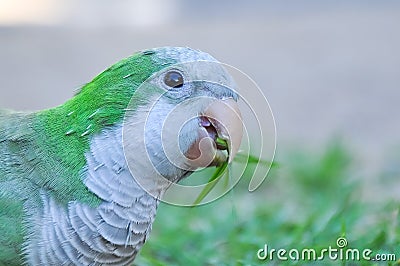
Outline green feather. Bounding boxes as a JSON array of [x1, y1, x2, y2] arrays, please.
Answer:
[[0, 199, 24, 265], [0, 48, 177, 238], [26, 50, 176, 206]]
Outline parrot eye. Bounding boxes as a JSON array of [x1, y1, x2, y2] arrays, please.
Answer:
[[163, 70, 184, 88]]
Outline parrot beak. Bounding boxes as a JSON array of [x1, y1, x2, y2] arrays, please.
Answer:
[[186, 98, 243, 168]]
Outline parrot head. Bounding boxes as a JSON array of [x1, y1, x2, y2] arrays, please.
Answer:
[[29, 46, 243, 202], [121, 47, 243, 187]]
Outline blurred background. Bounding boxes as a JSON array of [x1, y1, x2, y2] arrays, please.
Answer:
[[1, 0, 399, 264]]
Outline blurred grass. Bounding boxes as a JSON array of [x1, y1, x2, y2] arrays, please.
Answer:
[[135, 142, 399, 265]]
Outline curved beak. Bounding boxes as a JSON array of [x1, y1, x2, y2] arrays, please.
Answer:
[[186, 98, 243, 168], [204, 98, 243, 164]]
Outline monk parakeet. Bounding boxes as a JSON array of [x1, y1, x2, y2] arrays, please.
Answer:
[[0, 47, 243, 265]]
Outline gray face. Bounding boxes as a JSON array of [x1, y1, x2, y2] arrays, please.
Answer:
[[141, 61, 240, 182]]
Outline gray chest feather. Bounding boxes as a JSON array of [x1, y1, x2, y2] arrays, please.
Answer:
[[26, 126, 160, 265]]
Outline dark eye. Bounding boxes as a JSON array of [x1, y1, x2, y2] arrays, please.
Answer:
[[163, 71, 184, 88]]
